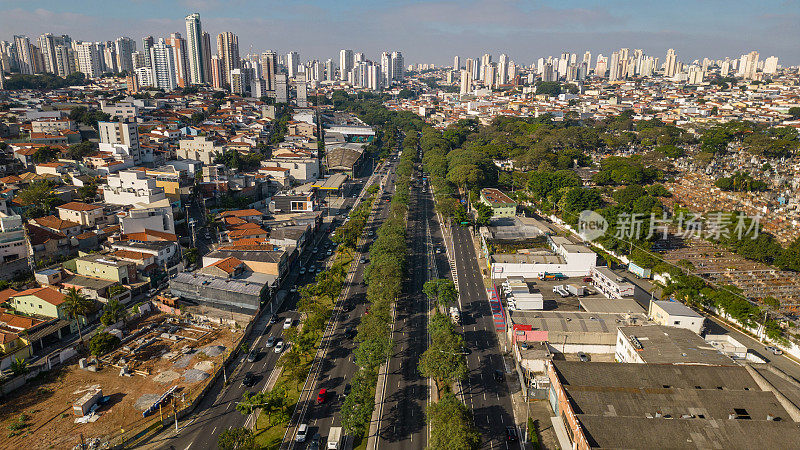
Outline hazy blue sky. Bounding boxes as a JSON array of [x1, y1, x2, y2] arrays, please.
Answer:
[[1, 0, 798, 65]]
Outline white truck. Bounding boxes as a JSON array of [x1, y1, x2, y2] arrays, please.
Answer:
[[449, 306, 461, 324], [567, 284, 585, 297], [553, 285, 569, 297], [328, 426, 342, 449]]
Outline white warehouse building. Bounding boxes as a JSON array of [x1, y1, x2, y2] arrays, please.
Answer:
[[490, 239, 596, 281]]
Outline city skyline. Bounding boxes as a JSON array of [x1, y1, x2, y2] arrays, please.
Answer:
[[0, 0, 797, 66]]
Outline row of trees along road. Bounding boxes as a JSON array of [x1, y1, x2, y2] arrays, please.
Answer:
[[340, 128, 419, 437]]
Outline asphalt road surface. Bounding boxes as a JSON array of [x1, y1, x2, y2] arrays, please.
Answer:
[[451, 223, 519, 449], [140, 158, 380, 450], [283, 154, 401, 449]]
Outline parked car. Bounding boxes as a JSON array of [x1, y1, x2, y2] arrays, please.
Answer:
[[317, 388, 327, 404], [243, 372, 257, 387], [583, 277, 592, 282], [274, 340, 284, 353], [283, 318, 293, 329], [269, 315, 278, 325], [300, 267, 307, 274], [493, 369, 504, 383], [266, 336, 277, 348], [578, 351, 590, 362]]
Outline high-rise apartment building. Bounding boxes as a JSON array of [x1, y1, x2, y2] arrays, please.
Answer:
[[324, 59, 334, 82], [54, 45, 76, 77], [664, 48, 678, 78], [498, 54, 508, 85], [165, 33, 188, 88], [209, 55, 224, 89], [287, 51, 299, 78], [453, 55, 460, 70], [37, 34, 58, 74], [150, 39, 177, 91], [459, 70, 471, 95], [275, 73, 288, 103], [184, 13, 204, 84], [216, 32, 240, 86], [763, 56, 779, 74], [380, 51, 392, 87], [739, 51, 759, 79], [114, 37, 136, 73], [103, 42, 118, 73], [260, 51, 277, 91], [339, 49, 353, 81], [595, 54, 607, 77], [201, 32, 212, 82], [74, 41, 103, 78], [141, 36, 154, 69], [13, 35, 34, 75], [391, 51, 404, 82]]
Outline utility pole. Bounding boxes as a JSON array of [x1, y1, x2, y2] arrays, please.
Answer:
[[172, 395, 178, 431]]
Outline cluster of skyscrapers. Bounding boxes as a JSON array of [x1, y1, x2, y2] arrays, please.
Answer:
[[454, 48, 780, 94], [0, 13, 407, 97]]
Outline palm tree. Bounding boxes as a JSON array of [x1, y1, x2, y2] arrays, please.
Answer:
[[64, 287, 94, 343]]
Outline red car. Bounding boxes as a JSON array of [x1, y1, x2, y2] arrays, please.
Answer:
[[583, 277, 592, 282], [317, 388, 327, 404]]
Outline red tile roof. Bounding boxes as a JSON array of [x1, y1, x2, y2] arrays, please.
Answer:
[[12, 287, 66, 306], [207, 256, 244, 274], [58, 202, 104, 212]]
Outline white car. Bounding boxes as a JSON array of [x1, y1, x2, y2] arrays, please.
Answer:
[[283, 318, 293, 329], [296, 424, 308, 443], [274, 340, 284, 353]]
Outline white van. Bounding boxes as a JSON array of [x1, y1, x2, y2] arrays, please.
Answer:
[[296, 423, 308, 442]]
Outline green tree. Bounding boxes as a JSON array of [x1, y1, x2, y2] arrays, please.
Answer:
[[17, 181, 59, 218], [64, 287, 94, 343], [66, 141, 97, 160], [100, 298, 126, 326], [183, 247, 199, 267], [77, 179, 100, 202], [10, 357, 29, 376], [535, 81, 561, 96], [427, 391, 480, 450], [419, 313, 467, 394], [32, 146, 59, 164], [217, 427, 255, 450], [88, 332, 121, 357], [475, 202, 493, 227], [236, 389, 285, 430], [340, 368, 378, 435], [789, 107, 800, 120], [279, 349, 307, 388]]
